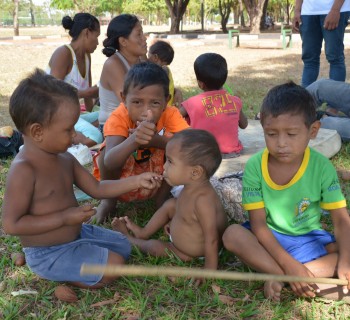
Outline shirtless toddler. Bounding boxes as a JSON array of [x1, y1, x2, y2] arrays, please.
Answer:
[[113, 129, 228, 272]]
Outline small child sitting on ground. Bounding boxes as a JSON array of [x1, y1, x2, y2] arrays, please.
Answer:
[[113, 129, 228, 279], [148, 40, 183, 107], [2, 69, 162, 288], [93, 62, 189, 223], [223, 82, 350, 302], [179, 53, 248, 158]]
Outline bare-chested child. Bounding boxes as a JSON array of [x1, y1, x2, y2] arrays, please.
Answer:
[[223, 82, 350, 302], [2, 69, 162, 289], [112, 129, 228, 275]]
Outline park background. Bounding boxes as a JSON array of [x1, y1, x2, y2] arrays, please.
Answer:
[[2, 0, 350, 319]]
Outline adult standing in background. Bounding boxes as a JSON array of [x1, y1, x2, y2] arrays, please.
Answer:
[[293, 0, 350, 88], [98, 14, 147, 130], [47, 13, 103, 147]]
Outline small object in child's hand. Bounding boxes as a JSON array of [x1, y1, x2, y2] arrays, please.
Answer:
[[11, 252, 26, 266], [54, 285, 78, 303]]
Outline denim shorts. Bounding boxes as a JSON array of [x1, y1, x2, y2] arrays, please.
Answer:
[[23, 224, 131, 286], [242, 221, 335, 264]]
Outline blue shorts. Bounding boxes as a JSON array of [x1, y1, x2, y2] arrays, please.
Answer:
[[242, 221, 335, 264], [23, 224, 131, 286]]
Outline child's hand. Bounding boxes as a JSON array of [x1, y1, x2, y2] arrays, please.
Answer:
[[62, 204, 96, 226], [337, 260, 350, 294], [284, 262, 319, 298], [136, 172, 163, 190], [132, 110, 157, 145]]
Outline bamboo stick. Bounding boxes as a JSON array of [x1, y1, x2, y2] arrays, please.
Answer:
[[80, 264, 348, 286]]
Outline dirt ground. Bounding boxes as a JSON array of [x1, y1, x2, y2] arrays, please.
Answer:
[[0, 33, 343, 127]]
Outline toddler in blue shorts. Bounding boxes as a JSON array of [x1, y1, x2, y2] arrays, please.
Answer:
[[223, 82, 350, 302], [2, 69, 162, 288]]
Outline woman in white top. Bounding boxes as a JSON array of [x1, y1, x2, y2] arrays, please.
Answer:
[[47, 13, 103, 147], [99, 14, 147, 129]]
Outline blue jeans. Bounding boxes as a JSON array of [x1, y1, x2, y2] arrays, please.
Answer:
[[307, 78, 350, 141], [300, 12, 350, 88]]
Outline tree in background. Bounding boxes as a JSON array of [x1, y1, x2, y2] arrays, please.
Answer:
[[50, 0, 123, 17], [268, 0, 293, 25], [243, 0, 266, 33], [218, 0, 234, 33], [123, 0, 168, 25], [165, 0, 190, 33], [13, 0, 19, 35]]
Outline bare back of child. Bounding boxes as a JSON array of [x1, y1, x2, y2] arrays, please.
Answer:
[[112, 129, 228, 271]]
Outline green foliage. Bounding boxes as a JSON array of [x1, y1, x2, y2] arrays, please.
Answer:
[[49, 0, 123, 16]]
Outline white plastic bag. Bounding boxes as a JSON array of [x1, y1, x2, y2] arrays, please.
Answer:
[[67, 144, 93, 166]]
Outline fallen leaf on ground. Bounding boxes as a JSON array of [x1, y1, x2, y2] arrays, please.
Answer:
[[90, 299, 116, 308], [54, 285, 78, 303], [211, 284, 221, 294], [218, 294, 235, 306]]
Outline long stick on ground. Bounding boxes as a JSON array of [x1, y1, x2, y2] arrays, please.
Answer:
[[80, 264, 348, 286]]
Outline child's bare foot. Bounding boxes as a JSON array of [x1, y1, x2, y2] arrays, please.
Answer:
[[316, 283, 350, 303], [90, 199, 117, 224], [337, 169, 350, 181], [264, 280, 284, 301], [121, 216, 147, 239], [111, 217, 129, 236]]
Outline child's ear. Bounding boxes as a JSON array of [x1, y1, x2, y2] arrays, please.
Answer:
[[197, 80, 205, 91], [166, 94, 171, 105], [29, 123, 44, 142], [121, 92, 126, 103], [309, 120, 321, 139], [191, 165, 204, 180]]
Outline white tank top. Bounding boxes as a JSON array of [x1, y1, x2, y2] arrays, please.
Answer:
[[98, 51, 131, 125], [46, 44, 90, 91]]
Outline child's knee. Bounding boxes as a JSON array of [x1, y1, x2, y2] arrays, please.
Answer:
[[98, 251, 126, 285], [222, 224, 244, 248]]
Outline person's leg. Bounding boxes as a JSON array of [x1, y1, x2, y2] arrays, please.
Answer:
[[75, 115, 103, 146], [304, 252, 350, 302], [322, 12, 350, 82], [300, 15, 323, 87], [306, 79, 350, 115], [222, 224, 285, 301], [320, 117, 350, 141], [93, 148, 121, 223], [112, 218, 193, 261], [154, 180, 172, 209], [71, 250, 126, 289], [115, 198, 176, 239]]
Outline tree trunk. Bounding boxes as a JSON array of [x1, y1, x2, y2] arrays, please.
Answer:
[[239, 0, 245, 27], [243, 0, 266, 34], [286, 0, 290, 25], [29, 0, 35, 27], [260, 0, 268, 30], [165, 0, 190, 34], [219, 0, 233, 33], [13, 0, 19, 36]]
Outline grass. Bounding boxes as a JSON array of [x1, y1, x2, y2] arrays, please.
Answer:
[[1, 151, 350, 319], [1, 27, 350, 319]]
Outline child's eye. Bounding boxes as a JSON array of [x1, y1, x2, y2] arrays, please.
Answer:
[[288, 133, 297, 137], [266, 132, 276, 137]]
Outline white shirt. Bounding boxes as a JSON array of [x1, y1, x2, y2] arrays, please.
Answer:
[[301, 0, 350, 15]]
